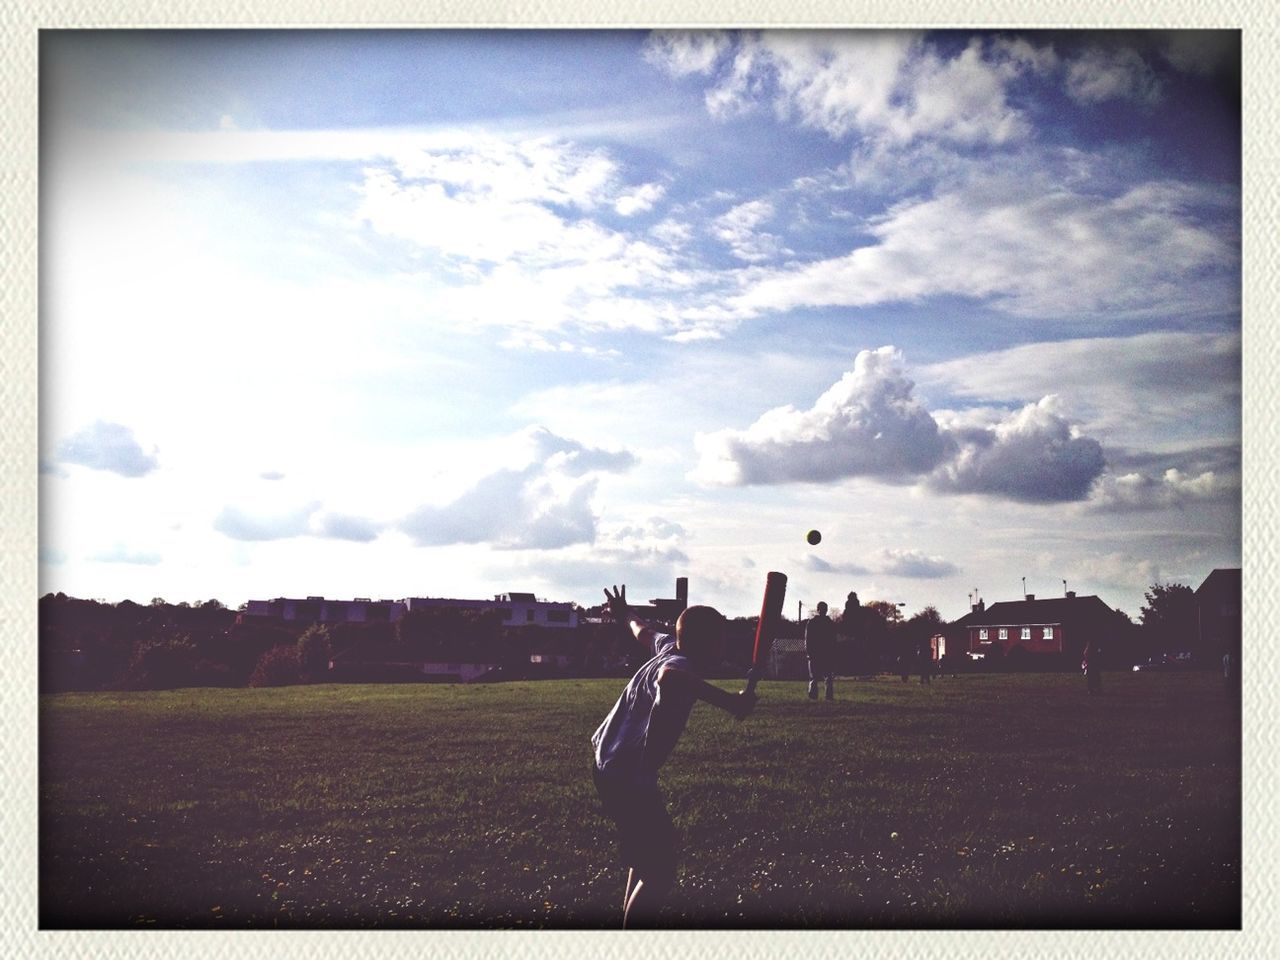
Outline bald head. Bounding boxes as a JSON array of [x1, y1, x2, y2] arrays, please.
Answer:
[[674, 604, 726, 665]]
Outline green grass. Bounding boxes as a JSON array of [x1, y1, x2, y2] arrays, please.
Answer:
[[39, 672, 1240, 929]]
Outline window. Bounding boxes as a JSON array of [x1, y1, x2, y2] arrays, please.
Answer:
[[1042, 626, 1054, 640], [998, 628, 1008, 640], [1020, 627, 1031, 640], [978, 629, 988, 640], [526, 610, 535, 622]]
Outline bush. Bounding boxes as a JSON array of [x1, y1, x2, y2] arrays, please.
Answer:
[[122, 632, 198, 690], [297, 624, 332, 682], [248, 644, 302, 688]]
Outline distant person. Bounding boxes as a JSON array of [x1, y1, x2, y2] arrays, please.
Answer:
[[805, 601, 838, 701], [918, 637, 932, 685], [840, 591, 863, 674], [591, 584, 756, 928], [1083, 640, 1102, 696]]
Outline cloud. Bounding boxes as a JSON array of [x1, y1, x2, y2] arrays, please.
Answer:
[[918, 331, 1241, 447], [56, 420, 159, 477], [398, 427, 636, 551], [259, 470, 286, 481], [214, 501, 321, 542], [695, 348, 1110, 505], [90, 545, 163, 566], [527, 426, 637, 477], [312, 511, 383, 543], [929, 397, 1106, 503], [643, 30, 733, 77], [874, 548, 958, 579], [730, 173, 1236, 321], [804, 555, 870, 576], [712, 199, 786, 262], [692, 346, 953, 485], [1087, 468, 1225, 513], [1065, 46, 1162, 105], [701, 31, 1053, 147], [615, 182, 667, 216]]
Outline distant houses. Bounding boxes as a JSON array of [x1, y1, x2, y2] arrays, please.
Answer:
[[946, 591, 1131, 668], [240, 591, 578, 630]]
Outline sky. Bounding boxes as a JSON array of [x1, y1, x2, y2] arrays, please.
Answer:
[[38, 28, 1242, 621]]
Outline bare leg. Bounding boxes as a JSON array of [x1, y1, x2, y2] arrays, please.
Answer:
[[623, 868, 637, 914], [622, 865, 674, 929]]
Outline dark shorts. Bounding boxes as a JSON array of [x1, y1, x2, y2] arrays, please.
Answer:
[[592, 765, 676, 875]]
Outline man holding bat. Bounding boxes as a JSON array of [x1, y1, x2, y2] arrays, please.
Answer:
[[591, 584, 759, 928]]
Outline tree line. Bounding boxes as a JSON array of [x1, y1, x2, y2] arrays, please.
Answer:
[[38, 581, 1203, 692]]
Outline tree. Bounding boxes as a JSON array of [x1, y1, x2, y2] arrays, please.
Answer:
[[123, 631, 198, 690], [249, 645, 302, 688], [1139, 582, 1198, 660], [297, 624, 332, 682]]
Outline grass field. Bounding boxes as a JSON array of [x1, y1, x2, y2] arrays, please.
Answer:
[[39, 672, 1240, 929]]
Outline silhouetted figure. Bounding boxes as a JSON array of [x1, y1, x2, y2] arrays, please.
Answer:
[[840, 591, 862, 672], [806, 601, 838, 701], [918, 637, 932, 684], [592, 585, 757, 928], [1083, 640, 1102, 696]]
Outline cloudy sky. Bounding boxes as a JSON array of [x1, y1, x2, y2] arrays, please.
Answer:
[[39, 28, 1241, 620]]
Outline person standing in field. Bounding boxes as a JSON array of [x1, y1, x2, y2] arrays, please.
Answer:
[[591, 584, 756, 929], [840, 591, 863, 674], [805, 601, 838, 701], [1083, 639, 1103, 696]]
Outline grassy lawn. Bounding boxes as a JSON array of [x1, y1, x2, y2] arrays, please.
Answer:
[[39, 672, 1240, 929]]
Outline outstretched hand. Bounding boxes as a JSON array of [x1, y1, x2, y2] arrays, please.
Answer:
[[603, 584, 630, 622]]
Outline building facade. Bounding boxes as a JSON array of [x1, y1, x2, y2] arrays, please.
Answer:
[[949, 592, 1127, 666]]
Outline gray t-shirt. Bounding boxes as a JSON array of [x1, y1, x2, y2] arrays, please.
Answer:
[[591, 633, 695, 787]]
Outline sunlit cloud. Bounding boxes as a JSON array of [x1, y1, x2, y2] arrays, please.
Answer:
[[56, 421, 159, 478]]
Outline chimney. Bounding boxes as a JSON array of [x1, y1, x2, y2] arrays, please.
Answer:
[[1025, 594, 1035, 601], [972, 598, 985, 613], [675, 576, 689, 612], [1066, 590, 1076, 599]]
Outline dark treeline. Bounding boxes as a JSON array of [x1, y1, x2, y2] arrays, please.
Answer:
[[40, 580, 1197, 693], [38, 594, 735, 693]]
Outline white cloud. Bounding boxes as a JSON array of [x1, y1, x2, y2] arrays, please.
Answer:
[[1065, 46, 1162, 105], [704, 31, 1052, 147], [214, 501, 321, 542], [643, 30, 733, 77], [731, 174, 1236, 321], [91, 545, 164, 566], [57, 421, 159, 478], [875, 548, 958, 579], [804, 555, 870, 576], [397, 427, 636, 551], [918, 331, 1241, 450], [692, 346, 952, 486], [1088, 468, 1223, 513], [694, 349, 1110, 505], [712, 199, 786, 262], [615, 181, 667, 216], [929, 397, 1106, 503]]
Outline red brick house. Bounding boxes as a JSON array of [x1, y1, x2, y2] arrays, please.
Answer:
[[948, 592, 1129, 667]]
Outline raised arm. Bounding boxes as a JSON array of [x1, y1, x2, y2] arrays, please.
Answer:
[[604, 584, 658, 651]]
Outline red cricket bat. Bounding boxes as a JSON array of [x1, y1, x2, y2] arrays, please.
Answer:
[[745, 571, 788, 696]]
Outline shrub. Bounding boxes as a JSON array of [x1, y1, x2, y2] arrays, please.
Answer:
[[297, 624, 332, 682], [122, 632, 198, 690], [248, 644, 302, 688]]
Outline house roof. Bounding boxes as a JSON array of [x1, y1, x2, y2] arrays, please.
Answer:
[[953, 594, 1117, 627], [1195, 567, 1241, 598]]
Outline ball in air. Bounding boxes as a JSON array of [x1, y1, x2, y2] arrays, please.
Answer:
[[806, 529, 822, 546]]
